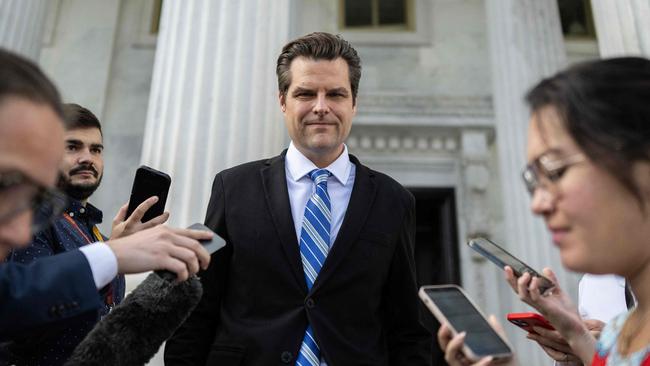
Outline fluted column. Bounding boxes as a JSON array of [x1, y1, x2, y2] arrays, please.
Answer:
[[0, 0, 49, 60], [141, 0, 291, 227], [591, 0, 650, 57], [486, 1, 579, 364]]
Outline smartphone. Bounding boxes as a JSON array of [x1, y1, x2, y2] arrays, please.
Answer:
[[125, 165, 171, 223], [468, 237, 555, 294], [419, 285, 512, 361], [507, 312, 555, 334], [155, 223, 226, 281], [187, 223, 226, 255]]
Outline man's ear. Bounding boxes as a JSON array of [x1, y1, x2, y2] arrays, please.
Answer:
[[279, 92, 286, 113]]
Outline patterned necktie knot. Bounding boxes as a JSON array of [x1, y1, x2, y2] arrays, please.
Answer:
[[309, 169, 331, 187]]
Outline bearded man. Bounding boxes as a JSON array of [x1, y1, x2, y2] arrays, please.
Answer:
[[6, 103, 169, 365]]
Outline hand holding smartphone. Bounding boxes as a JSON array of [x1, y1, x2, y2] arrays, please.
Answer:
[[468, 237, 555, 294], [155, 223, 226, 281], [125, 166, 171, 223], [419, 285, 512, 361]]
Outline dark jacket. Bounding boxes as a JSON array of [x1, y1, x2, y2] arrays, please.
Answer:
[[165, 152, 431, 365]]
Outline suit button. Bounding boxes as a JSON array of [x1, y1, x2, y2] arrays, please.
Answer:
[[280, 351, 293, 363], [305, 298, 315, 308]]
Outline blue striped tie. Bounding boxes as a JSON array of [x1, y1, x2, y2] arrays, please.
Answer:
[[296, 169, 331, 366]]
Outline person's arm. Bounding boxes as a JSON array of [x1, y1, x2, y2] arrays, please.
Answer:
[[384, 192, 432, 365], [1, 222, 212, 340], [0, 250, 102, 338], [9, 227, 56, 263], [504, 268, 597, 364], [527, 319, 604, 365], [165, 173, 229, 365]]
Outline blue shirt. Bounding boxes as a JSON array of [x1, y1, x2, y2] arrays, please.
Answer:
[[5, 199, 125, 366]]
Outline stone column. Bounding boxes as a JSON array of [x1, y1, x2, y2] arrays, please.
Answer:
[[0, 0, 50, 60], [485, 1, 580, 363], [459, 130, 504, 312], [591, 0, 650, 57], [141, 0, 291, 227]]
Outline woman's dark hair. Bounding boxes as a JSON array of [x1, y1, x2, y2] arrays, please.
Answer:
[[526, 57, 650, 203], [0, 48, 63, 117], [276, 32, 361, 104]]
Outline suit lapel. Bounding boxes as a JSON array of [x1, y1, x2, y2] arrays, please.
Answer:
[[311, 155, 377, 292], [260, 152, 307, 291]]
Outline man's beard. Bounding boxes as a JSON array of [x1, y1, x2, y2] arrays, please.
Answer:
[[58, 164, 103, 201]]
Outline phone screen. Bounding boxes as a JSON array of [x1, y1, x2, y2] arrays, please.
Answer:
[[468, 237, 553, 293], [423, 287, 511, 357], [125, 166, 171, 222]]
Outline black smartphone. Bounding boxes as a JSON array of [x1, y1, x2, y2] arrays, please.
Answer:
[[468, 237, 554, 294], [125, 165, 171, 223], [419, 285, 512, 361]]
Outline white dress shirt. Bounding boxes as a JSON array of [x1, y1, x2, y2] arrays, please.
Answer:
[[79, 243, 118, 289], [578, 273, 627, 322], [285, 141, 355, 366], [285, 142, 355, 247]]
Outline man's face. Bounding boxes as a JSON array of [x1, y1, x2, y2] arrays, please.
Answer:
[[58, 127, 104, 201], [280, 57, 356, 166], [0, 97, 64, 259]]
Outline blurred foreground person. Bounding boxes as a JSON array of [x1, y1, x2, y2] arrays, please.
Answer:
[[440, 57, 650, 365], [5, 102, 171, 364], [0, 48, 211, 345]]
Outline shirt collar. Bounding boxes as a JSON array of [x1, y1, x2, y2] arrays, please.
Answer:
[[65, 198, 103, 225], [286, 141, 352, 185]]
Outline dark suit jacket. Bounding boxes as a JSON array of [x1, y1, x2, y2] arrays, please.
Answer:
[[165, 152, 431, 365], [0, 250, 101, 340]]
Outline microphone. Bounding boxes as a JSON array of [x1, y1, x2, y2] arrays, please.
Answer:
[[65, 272, 203, 365]]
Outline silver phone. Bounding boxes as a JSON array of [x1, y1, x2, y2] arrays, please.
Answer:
[[419, 285, 513, 361], [468, 237, 554, 294]]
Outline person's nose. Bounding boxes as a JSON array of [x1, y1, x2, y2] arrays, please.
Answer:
[[313, 93, 330, 117], [77, 147, 93, 165], [530, 186, 554, 216]]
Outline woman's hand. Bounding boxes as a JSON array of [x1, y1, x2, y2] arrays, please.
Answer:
[[437, 315, 516, 366], [504, 266, 596, 364], [526, 326, 582, 364]]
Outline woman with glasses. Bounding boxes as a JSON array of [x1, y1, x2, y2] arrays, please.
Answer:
[[440, 57, 650, 365]]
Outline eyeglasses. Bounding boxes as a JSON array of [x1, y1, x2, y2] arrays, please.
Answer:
[[522, 153, 585, 194], [0, 171, 68, 233]]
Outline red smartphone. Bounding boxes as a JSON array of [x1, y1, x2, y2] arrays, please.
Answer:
[[507, 312, 555, 334]]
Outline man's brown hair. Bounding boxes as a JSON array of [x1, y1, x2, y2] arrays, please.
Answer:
[[62, 103, 102, 135], [0, 48, 63, 117], [276, 32, 362, 104]]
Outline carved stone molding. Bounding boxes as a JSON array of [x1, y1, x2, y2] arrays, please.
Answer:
[[357, 93, 493, 117], [459, 130, 493, 237]]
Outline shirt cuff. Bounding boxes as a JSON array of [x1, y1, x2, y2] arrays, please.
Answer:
[[79, 242, 118, 289]]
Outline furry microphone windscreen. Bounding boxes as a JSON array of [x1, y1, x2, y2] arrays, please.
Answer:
[[65, 273, 203, 366]]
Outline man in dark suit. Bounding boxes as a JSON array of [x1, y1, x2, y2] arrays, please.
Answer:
[[0, 48, 212, 340], [165, 32, 431, 366]]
